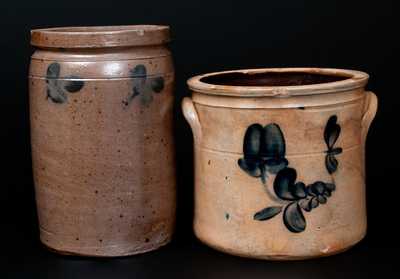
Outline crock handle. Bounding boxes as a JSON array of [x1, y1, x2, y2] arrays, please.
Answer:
[[182, 97, 202, 143], [361, 91, 378, 144]]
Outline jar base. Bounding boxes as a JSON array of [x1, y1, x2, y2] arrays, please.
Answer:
[[40, 237, 172, 258]]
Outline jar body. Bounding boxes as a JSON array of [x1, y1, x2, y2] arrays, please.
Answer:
[[29, 46, 175, 256], [183, 69, 377, 260]]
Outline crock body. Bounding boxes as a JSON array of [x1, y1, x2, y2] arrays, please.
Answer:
[[183, 68, 377, 260], [29, 26, 176, 256]]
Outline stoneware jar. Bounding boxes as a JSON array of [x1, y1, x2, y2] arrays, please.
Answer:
[[29, 25, 175, 257], [183, 68, 377, 260]]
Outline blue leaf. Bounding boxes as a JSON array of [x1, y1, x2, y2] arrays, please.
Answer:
[[283, 202, 306, 233], [254, 206, 283, 221]]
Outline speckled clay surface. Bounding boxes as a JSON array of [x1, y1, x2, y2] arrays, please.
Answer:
[[183, 68, 377, 260], [29, 25, 175, 257]]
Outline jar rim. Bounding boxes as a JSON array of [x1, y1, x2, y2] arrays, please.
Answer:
[[31, 25, 170, 48], [187, 68, 369, 97]]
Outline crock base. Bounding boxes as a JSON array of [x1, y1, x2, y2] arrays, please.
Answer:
[[195, 233, 365, 261]]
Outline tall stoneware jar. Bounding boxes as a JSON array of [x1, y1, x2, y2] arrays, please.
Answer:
[[29, 26, 175, 257], [183, 68, 377, 260]]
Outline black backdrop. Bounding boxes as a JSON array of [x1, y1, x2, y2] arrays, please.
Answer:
[[2, 0, 399, 278]]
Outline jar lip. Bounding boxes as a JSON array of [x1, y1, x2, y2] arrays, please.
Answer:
[[31, 25, 170, 48], [187, 68, 369, 97]]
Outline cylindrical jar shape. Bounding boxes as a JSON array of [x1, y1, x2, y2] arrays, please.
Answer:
[[183, 68, 377, 260], [29, 25, 175, 256]]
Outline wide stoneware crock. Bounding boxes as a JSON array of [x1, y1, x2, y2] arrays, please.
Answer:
[[183, 68, 377, 260], [29, 25, 175, 256]]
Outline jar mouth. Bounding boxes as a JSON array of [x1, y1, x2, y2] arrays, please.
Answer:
[[188, 68, 369, 97], [31, 25, 170, 49]]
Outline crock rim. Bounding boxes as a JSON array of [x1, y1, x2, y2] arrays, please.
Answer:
[[187, 68, 369, 97]]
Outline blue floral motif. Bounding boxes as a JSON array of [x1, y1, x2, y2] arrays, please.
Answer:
[[239, 116, 341, 233]]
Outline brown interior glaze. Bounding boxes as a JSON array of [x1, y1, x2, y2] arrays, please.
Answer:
[[200, 72, 350, 87]]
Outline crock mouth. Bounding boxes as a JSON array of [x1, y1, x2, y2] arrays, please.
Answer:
[[31, 25, 170, 48], [187, 68, 369, 97]]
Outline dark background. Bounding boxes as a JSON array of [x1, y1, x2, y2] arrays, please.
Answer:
[[2, 0, 399, 278]]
